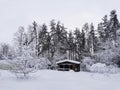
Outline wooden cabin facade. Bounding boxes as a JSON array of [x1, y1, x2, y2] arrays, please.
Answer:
[[56, 60, 80, 72]]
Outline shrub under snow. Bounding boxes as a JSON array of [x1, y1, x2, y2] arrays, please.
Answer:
[[89, 63, 120, 73]]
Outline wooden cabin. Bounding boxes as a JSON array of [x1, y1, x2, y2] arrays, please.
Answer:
[[56, 59, 80, 72]]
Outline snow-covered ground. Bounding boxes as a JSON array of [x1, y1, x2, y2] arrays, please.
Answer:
[[0, 70, 120, 90]]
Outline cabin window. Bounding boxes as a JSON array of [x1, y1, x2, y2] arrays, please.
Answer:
[[65, 65, 69, 68], [60, 65, 63, 68]]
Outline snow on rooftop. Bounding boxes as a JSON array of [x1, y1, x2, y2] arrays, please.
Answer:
[[56, 59, 80, 64]]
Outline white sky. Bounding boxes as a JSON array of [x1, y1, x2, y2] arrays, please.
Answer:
[[0, 0, 120, 44]]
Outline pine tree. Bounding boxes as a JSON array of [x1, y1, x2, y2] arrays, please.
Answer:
[[88, 23, 95, 57], [81, 29, 85, 50], [37, 24, 49, 56], [49, 19, 56, 61], [109, 10, 119, 44], [82, 23, 90, 54], [98, 15, 109, 42], [67, 31, 75, 60], [32, 21, 39, 56], [74, 28, 84, 61], [50, 20, 67, 64]]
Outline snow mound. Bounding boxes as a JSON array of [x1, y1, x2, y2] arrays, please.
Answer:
[[0, 60, 11, 70], [89, 63, 120, 73]]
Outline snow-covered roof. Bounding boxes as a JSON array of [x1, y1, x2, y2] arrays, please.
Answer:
[[56, 59, 80, 64]]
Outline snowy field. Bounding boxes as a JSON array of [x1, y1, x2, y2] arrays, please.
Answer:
[[0, 70, 120, 90]]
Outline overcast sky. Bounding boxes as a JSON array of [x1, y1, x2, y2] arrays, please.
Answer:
[[0, 0, 120, 44]]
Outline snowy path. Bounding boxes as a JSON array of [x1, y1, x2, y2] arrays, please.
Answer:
[[0, 70, 120, 90]]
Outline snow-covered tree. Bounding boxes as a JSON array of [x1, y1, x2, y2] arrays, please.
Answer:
[[34, 23, 51, 59], [74, 28, 83, 61], [49, 20, 67, 64], [82, 23, 90, 54], [0, 43, 14, 60], [88, 23, 95, 57], [9, 46, 38, 79], [14, 26, 25, 57], [109, 10, 120, 47], [0, 43, 9, 58], [67, 31, 75, 60]]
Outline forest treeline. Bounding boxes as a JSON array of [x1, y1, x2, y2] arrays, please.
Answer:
[[0, 10, 120, 67]]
